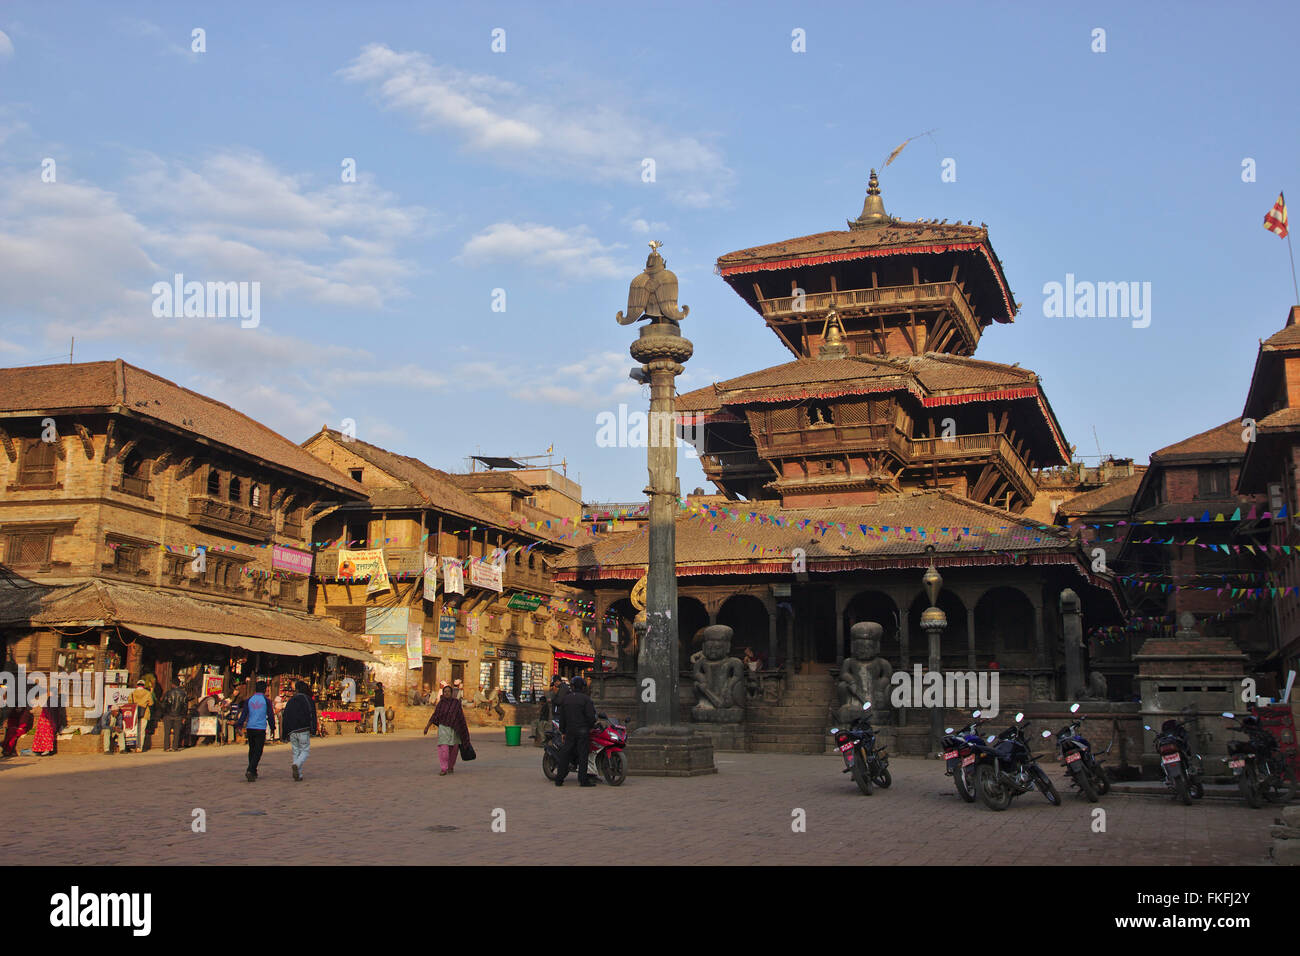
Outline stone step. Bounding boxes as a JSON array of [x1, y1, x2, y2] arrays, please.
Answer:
[[749, 741, 825, 754]]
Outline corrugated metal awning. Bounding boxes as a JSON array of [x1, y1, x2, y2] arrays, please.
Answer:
[[126, 624, 379, 662]]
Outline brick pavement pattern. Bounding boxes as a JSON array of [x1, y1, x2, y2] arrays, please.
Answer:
[[0, 732, 1273, 866]]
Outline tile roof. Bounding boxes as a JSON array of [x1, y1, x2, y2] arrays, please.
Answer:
[[449, 472, 535, 494], [556, 491, 1084, 578], [717, 221, 991, 267], [677, 353, 1040, 412], [5, 579, 371, 653], [0, 360, 365, 496], [1056, 473, 1145, 517], [309, 429, 564, 544], [1150, 420, 1246, 462]]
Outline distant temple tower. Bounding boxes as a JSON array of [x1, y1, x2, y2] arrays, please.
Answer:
[[679, 171, 1071, 511]]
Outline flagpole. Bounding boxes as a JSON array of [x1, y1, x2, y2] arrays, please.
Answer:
[[1289, 232, 1300, 306]]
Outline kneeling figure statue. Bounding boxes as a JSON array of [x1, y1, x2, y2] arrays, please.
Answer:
[[691, 625, 747, 723]]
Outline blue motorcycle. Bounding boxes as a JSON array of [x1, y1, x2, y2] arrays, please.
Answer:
[[1055, 702, 1111, 802], [969, 712, 1061, 811], [941, 711, 987, 803]]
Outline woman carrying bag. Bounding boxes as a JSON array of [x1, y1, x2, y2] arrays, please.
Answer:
[[423, 685, 473, 775]]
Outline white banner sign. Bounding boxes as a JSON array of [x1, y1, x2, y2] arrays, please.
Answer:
[[423, 553, 438, 602], [442, 557, 464, 596], [468, 557, 503, 593]]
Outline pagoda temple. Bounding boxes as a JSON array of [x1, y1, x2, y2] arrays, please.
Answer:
[[681, 169, 1069, 511], [558, 173, 1122, 751]]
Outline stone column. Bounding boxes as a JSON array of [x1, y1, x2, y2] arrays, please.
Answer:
[[617, 241, 715, 776], [966, 601, 977, 669], [919, 550, 946, 755], [834, 586, 849, 662], [1060, 588, 1084, 700]]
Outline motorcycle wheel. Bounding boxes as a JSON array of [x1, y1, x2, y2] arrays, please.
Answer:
[[1034, 768, 1061, 806], [851, 750, 874, 795], [601, 750, 627, 787], [1073, 767, 1099, 802], [1092, 764, 1111, 796], [975, 764, 1011, 811], [1188, 778, 1204, 800], [954, 764, 977, 803], [1239, 765, 1262, 808], [542, 752, 558, 781], [1173, 775, 1191, 806], [872, 766, 892, 789]]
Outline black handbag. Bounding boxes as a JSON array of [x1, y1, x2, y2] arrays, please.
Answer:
[[458, 741, 476, 761]]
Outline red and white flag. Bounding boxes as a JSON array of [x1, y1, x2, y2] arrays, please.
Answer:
[[1264, 192, 1289, 238]]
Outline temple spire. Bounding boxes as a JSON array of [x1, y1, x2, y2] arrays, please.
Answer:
[[849, 168, 892, 230]]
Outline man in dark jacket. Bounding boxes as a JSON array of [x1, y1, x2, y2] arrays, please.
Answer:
[[282, 681, 317, 782], [554, 676, 596, 787], [160, 683, 190, 752]]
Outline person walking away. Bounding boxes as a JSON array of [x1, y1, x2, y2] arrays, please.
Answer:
[[282, 681, 317, 781], [130, 679, 155, 752], [161, 682, 190, 752], [423, 685, 471, 776], [554, 676, 596, 787], [372, 681, 387, 734], [243, 680, 275, 782]]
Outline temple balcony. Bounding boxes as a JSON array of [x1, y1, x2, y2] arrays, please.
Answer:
[[757, 281, 981, 346], [187, 494, 274, 540]]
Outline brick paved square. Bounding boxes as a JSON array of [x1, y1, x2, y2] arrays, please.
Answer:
[[0, 732, 1274, 866]]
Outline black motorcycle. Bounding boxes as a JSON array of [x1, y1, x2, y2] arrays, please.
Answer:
[[941, 711, 986, 803], [1056, 702, 1111, 802], [1223, 710, 1295, 808], [832, 701, 891, 795], [1145, 717, 1204, 805], [970, 712, 1060, 810]]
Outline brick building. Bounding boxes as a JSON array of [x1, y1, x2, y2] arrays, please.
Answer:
[[301, 428, 598, 720], [0, 359, 375, 736], [1239, 304, 1300, 680]]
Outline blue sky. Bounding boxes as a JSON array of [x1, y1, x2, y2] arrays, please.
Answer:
[[1, 2, 1297, 502]]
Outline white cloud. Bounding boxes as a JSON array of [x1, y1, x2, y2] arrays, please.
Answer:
[[0, 30, 13, 60], [458, 222, 624, 279], [340, 43, 734, 206]]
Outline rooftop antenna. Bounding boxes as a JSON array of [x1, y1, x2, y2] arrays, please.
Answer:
[[1092, 425, 1103, 460], [69, 337, 74, 363]]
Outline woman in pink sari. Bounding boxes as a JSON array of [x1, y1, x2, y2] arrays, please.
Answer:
[[422, 686, 471, 775], [2, 706, 32, 757], [32, 704, 64, 756]]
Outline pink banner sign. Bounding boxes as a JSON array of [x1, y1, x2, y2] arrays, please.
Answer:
[[272, 545, 313, 575]]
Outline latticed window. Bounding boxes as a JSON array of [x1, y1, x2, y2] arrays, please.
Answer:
[[250, 484, 261, 509], [19, 441, 56, 485], [113, 545, 140, 574], [206, 468, 221, 496], [769, 406, 799, 432], [120, 451, 150, 496], [7, 532, 52, 566], [228, 476, 242, 503]]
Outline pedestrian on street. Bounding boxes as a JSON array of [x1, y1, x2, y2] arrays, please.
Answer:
[[281, 680, 317, 781], [549, 675, 568, 719], [31, 700, 64, 757], [130, 679, 155, 752], [2, 705, 32, 757], [423, 685, 471, 776], [160, 682, 190, 752], [96, 705, 126, 754], [553, 675, 596, 788], [243, 680, 275, 782], [372, 681, 387, 734]]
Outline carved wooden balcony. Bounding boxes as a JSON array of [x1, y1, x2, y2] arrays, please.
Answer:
[[187, 494, 274, 539]]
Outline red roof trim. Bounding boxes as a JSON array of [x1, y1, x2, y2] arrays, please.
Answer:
[[718, 241, 1016, 321], [921, 388, 1038, 406]]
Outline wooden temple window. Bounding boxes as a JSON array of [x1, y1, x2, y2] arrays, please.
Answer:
[[250, 484, 262, 509], [206, 467, 221, 497], [19, 440, 56, 485], [113, 544, 141, 575], [119, 450, 151, 497], [6, 531, 53, 568], [1197, 466, 1229, 499], [807, 402, 834, 427], [228, 475, 242, 503]]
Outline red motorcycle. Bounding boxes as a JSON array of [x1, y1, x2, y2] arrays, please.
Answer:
[[542, 712, 628, 786]]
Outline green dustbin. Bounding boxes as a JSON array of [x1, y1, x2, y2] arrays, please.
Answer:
[[504, 725, 522, 746]]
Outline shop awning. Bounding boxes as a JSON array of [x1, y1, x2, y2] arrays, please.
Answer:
[[553, 651, 595, 663], [126, 624, 380, 663], [127, 623, 317, 657]]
